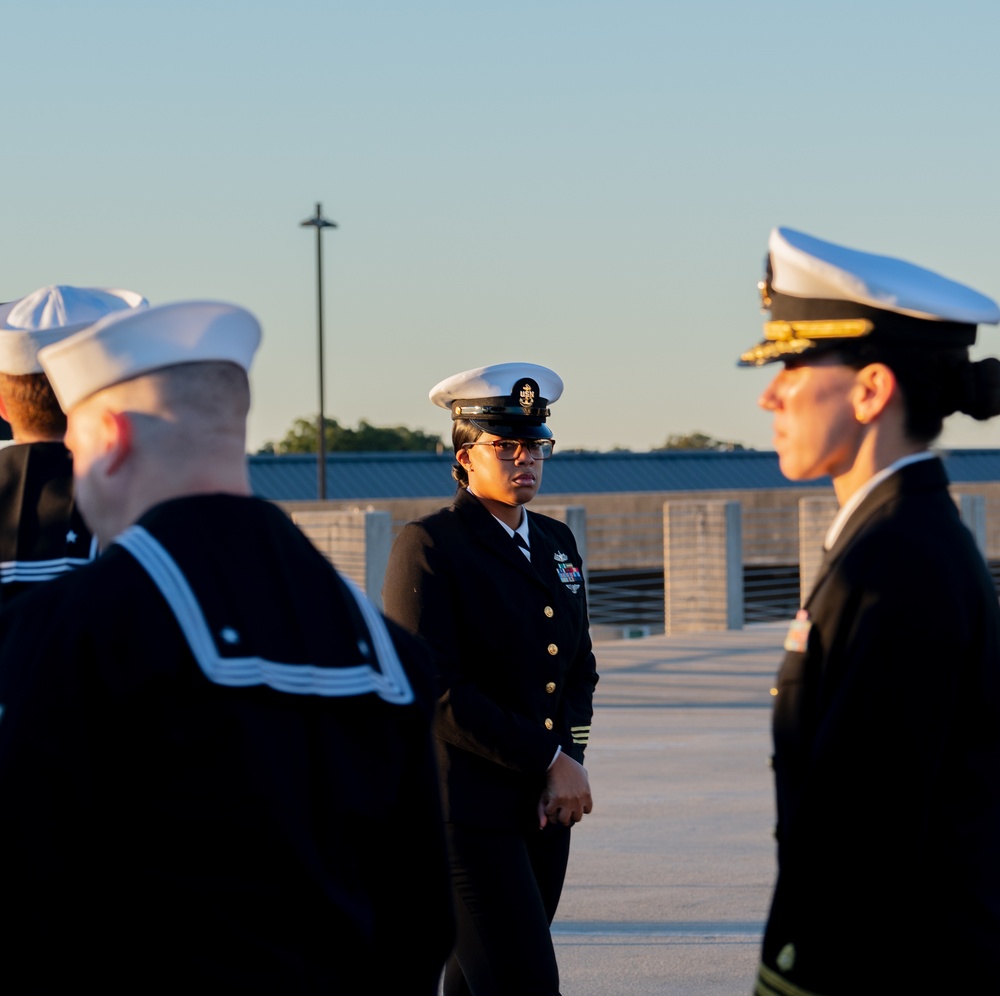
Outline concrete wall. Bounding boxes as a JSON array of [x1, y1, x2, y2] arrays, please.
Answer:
[[278, 481, 1000, 581], [277, 488, 836, 571], [279, 482, 1000, 634]]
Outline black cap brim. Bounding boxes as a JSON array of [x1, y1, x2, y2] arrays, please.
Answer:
[[468, 419, 553, 440]]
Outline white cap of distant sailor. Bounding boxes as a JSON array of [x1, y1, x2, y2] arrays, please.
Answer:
[[738, 227, 1000, 367], [430, 362, 563, 440], [37, 300, 262, 412], [0, 285, 148, 375]]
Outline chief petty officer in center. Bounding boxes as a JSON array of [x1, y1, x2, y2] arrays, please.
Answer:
[[383, 362, 598, 996]]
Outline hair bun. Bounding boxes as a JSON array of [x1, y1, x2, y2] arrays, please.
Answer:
[[959, 357, 1000, 421]]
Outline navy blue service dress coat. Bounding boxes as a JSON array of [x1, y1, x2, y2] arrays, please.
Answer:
[[0, 494, 453, 994], [383, 487, 598, 831], [756, 457, 1000, 995]]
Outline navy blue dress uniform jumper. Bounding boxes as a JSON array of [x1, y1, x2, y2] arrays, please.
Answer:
[[0, 441, 95, 604], [0, 494, 453, 994], [756, 458, 1000, 995], [383, 487, 598, 995]]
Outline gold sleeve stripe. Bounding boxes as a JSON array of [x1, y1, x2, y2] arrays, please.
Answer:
[[754, 963, 824, 996]]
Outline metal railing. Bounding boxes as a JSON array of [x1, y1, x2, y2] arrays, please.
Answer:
[[742, 503, 801, 624], [360, 488, 1000, 634]]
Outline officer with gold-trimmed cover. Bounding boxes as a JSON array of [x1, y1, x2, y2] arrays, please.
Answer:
[[383, 362, 598, 996], [742, 228, 1000, 995]]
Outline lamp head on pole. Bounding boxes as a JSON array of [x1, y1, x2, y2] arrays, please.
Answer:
[[300, 202, 337, 231]]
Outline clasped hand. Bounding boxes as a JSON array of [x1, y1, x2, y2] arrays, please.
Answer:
[[537, 751, 593, 828]]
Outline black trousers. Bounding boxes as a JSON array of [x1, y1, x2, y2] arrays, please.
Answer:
[[442, 822, 571, 996]]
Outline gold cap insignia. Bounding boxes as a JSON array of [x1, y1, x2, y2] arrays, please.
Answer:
[[758, 277, 772, 311]]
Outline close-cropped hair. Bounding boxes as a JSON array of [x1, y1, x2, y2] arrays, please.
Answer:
[[97, 362, 252, 467], [105, 361, 252, 426], [0, 372, 67, 439], [148, 361, 251, 421]]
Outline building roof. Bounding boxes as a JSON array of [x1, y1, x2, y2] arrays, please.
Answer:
[[248, 448, 1000, 502]]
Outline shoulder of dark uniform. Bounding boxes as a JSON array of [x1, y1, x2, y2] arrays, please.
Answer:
[[840, 500, 986, 603], [383, 615, 438, 714], [528, 509, 577, 546], [0, 546, 141, 645], [396, 502, 467, 543]]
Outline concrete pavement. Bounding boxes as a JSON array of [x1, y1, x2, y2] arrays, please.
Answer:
[[552, 624, 785, 995]]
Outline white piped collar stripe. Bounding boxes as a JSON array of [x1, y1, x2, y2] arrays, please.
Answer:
[[114, 526, 414, 704]]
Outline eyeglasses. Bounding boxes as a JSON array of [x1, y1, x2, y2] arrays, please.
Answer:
[[463, 439, 556, 460]]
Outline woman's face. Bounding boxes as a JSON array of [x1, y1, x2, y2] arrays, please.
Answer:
[[457, 432, 544, 507], [758, 356, 864, 482]]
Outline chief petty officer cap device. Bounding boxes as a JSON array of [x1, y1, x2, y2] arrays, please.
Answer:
[[0, 285, 148, 375], [38, 300, 262, 412], [430, 362, 563, 440], [738, 227, 1000, 367]]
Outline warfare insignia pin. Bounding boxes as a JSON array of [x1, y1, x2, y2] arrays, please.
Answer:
[[553, 551, 568, 562]]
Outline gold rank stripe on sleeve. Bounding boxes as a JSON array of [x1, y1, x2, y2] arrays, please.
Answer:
[[753, 963, 824, 996], [570, 725, 591, 745]]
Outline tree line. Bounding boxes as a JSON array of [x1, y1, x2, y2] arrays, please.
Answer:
[[257, 418, 748, 455]]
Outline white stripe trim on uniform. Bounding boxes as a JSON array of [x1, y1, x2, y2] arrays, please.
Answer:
[[114, 525, 413, 704], [0, 556, 96, 584]]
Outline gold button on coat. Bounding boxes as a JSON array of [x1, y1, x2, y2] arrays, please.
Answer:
[[545, 682, 556, 694], [544, 718, 554, 730], [547, 643, 558, 655], [543, 606, 554, 618]]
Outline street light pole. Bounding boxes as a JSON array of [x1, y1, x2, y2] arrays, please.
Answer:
[[300, 202, 337, 500]]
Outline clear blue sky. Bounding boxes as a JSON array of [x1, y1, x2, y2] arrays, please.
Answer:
[[7, 0, 1000, 453]]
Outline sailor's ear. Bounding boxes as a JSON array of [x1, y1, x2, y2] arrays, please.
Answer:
[[105, 410, 133, 475], [852, 363, 899, 424]]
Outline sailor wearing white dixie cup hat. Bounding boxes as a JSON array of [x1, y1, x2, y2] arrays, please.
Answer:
[[383, 362, 598, 996], [743, 229, 1000, 996], [0, 284, 146, 603], [0, 301, 453, 992]]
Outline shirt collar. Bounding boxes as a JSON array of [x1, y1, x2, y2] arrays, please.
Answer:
[[824, 450, 936, 550], [468, 488, 530, 545]]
